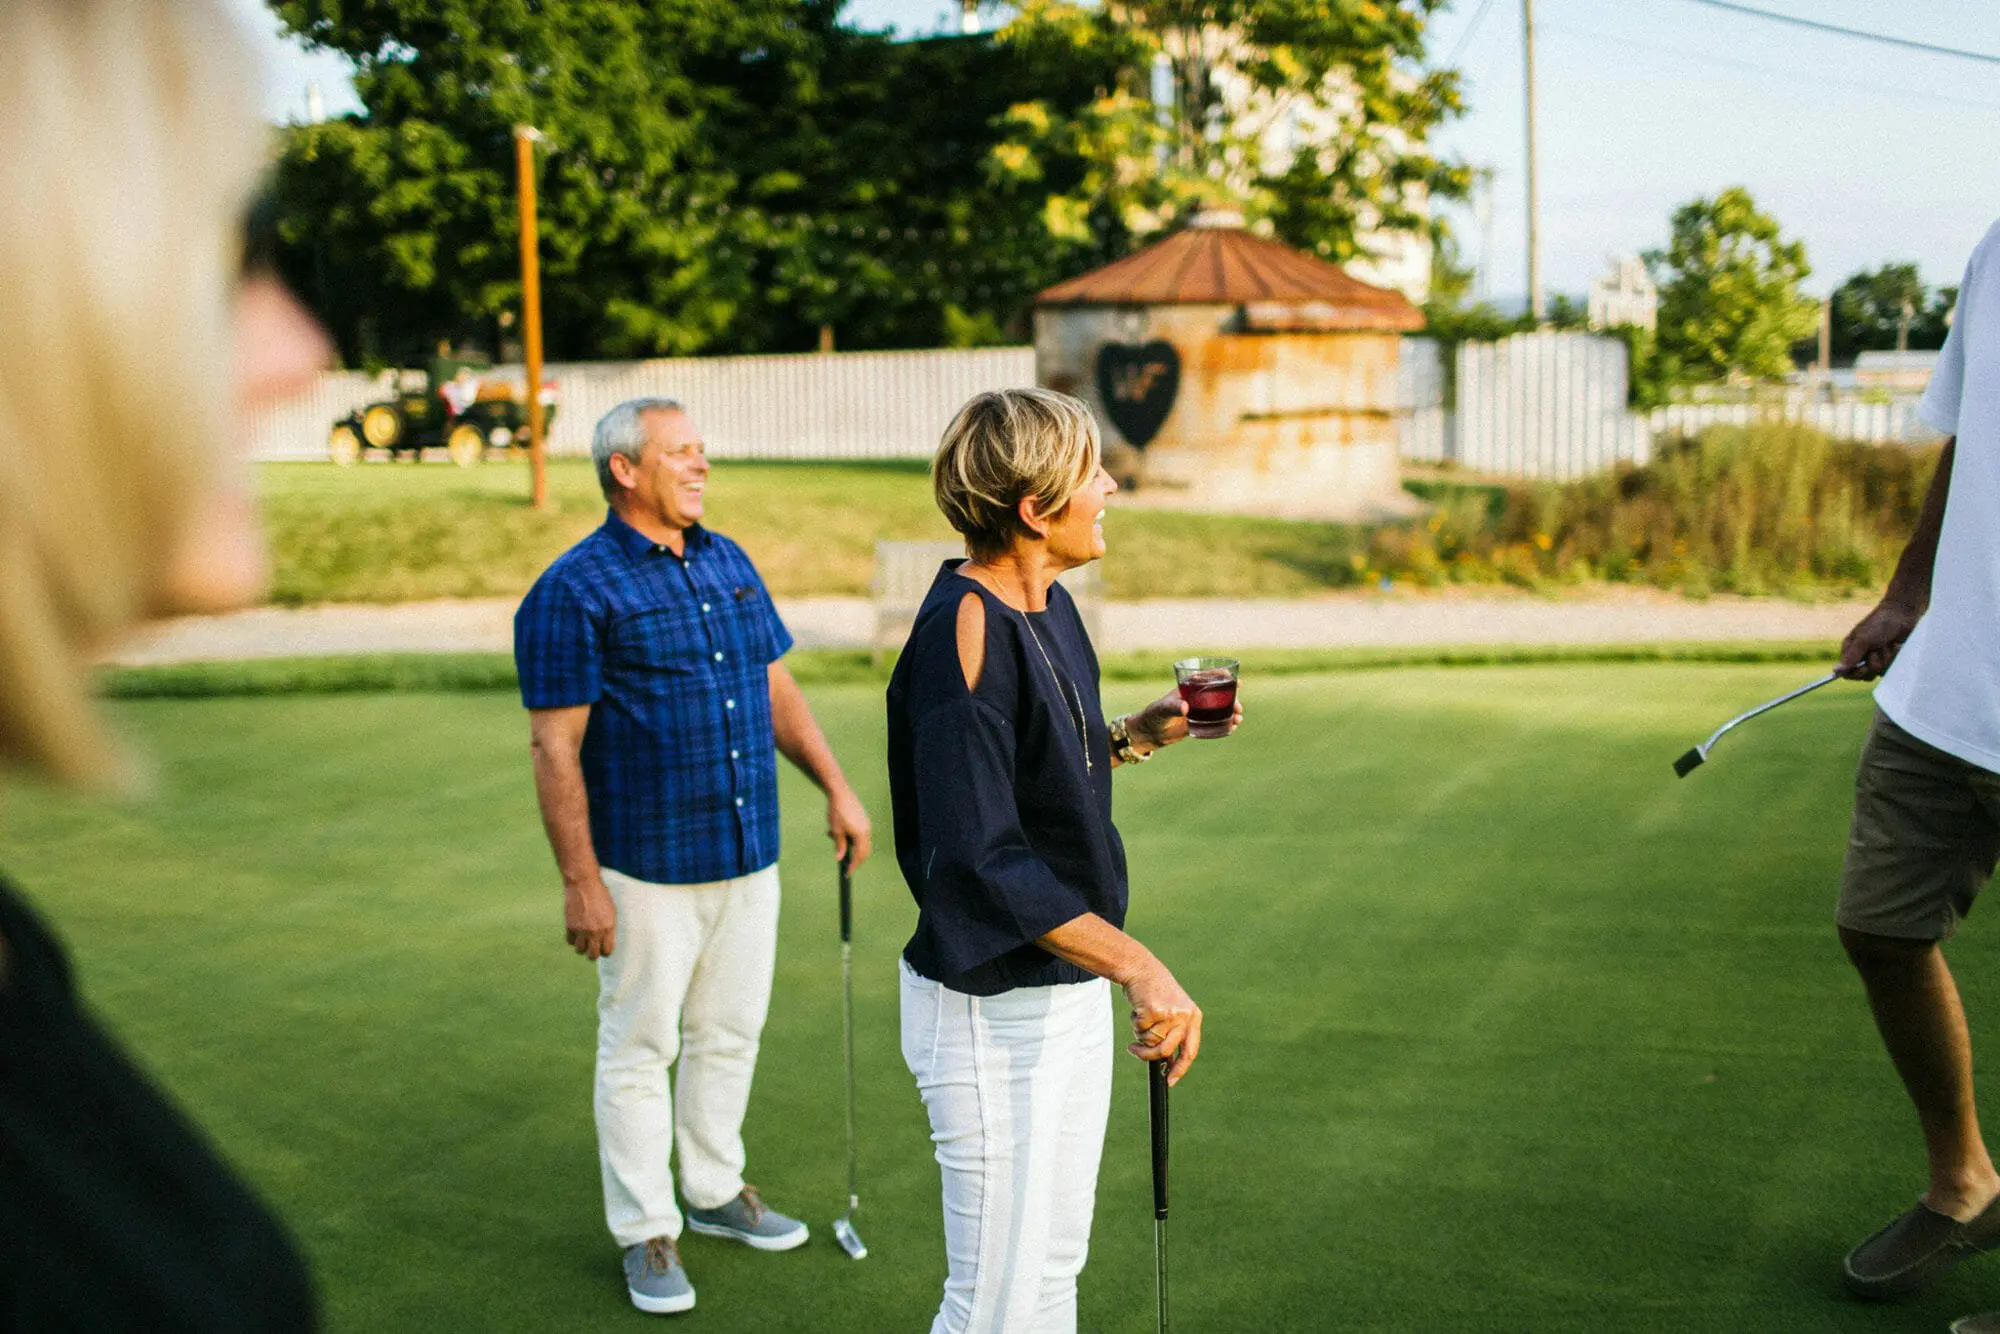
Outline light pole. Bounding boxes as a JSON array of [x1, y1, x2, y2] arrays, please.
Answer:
[[515, 124, 547, 511], [1523, 0, 1543, 324]]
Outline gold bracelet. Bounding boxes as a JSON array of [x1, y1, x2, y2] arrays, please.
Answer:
[[1109, 714, 1150, 764]]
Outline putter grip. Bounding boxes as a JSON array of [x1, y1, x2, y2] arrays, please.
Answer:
[[1149, 1058, 1169, 1221], [838, 860, 853, 944], [1673, 749, 1703, 778]]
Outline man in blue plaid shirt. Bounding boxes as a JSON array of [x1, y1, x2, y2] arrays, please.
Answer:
[[515, 397, 871, 1316]]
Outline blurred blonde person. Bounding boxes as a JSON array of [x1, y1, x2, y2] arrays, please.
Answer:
[[0, 0, 331, 1325]]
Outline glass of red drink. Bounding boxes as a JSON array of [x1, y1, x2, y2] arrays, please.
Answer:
[[1173, 657, 1239, 739]]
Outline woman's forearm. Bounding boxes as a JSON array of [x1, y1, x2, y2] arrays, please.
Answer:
[[1038, 911, 1204, 1082], [1036, 912, 1158, 987]]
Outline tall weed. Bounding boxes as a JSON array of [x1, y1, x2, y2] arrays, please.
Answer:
[[1377, 424, 1937, 596]]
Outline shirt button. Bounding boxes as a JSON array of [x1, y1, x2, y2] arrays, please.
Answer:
[[725, 699, 736, 710], [730, 749, 740, 759], [713, 651, 724, 662], [735, 797, 744, 808], [702, 603, 711, 612]]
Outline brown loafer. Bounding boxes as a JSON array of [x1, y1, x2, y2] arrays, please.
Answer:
[[1845, 1196, 2000, 1298]]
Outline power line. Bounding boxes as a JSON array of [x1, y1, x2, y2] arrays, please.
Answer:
[[1675, 0, 2000, 66], [1444, 0, 1501, 68], [1543, 20, 2000, 113]]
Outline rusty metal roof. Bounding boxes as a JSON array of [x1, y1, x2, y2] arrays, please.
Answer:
[[1035, 222, 1424, 332]]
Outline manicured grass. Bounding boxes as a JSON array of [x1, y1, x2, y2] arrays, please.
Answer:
[[257, 459, 1386, 604], [4, 666, 1991, 1331], [93, 641, 1849, 702], [259, 459, 957, 605]]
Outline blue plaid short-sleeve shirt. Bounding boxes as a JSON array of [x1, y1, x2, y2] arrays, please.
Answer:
[[514, 511, 795, 885]]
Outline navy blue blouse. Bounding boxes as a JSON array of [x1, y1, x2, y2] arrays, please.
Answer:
[[887, 561, 1129, 995]]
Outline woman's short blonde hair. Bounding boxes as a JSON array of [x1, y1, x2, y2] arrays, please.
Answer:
[[932, 388, 1103, 561], [0, 0, 263, 787]]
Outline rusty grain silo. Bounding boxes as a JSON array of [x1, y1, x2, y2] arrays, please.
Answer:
[[1034, 211, 1425, 520]]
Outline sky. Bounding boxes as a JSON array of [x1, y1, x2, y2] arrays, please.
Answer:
[[228, 0, 2000, 303]]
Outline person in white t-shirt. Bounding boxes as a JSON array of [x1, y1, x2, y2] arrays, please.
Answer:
[[1833, 222, 2000, 1324]]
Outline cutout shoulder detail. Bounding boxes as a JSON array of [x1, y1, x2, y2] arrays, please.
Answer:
[[955, 590, 987, 692]]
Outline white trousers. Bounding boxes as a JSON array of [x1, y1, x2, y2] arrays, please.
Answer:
[[901, 960, 1114, 1334], [596, 863, 780, 1246]]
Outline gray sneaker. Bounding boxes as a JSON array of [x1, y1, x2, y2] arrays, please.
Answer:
[[685, 1185, 809, 1251], [623, 1236, 695, 1315]]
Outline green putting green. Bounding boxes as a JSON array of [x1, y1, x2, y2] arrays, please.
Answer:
[[2, 664, 1992, 1331]]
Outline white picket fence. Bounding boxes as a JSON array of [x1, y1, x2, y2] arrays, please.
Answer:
[[1647, 397, 1932, 444], [249, 347, 1036, 462], [1397, 332, 1940, 480], [1447, 333, 1654, 479], [251, 336, 1939, 479]]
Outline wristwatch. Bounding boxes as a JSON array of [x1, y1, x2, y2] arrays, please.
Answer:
[[1109, 714, 1150, 764]]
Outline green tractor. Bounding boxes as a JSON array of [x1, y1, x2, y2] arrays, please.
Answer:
[[328, 356, 558, 467]]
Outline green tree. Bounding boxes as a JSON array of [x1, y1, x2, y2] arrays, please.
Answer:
[[991, 0, 1469, 267], [271, 1, 1141, 360], [272, 0, 933, 362], [1829, 262, 1955, 362], [1647, 187, 1817, 384]]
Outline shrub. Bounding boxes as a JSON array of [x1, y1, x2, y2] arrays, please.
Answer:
[[1381, 424, 1937, 596]]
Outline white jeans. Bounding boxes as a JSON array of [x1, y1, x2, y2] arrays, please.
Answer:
[[595, 863, 780, 1246], [901, 960, 1114, 1334]]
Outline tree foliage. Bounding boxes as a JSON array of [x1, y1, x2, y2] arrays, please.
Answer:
[[1829, 262, 1955, 362], [269, 0, 1464, 363], [993, 0, 1468, 265], [1647, 187, 1817, 384]]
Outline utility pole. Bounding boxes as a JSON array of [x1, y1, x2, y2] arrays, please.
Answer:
[[1523, 0, 1544, 324], [1897, 298, 1914, 353], [1818, 296, 1833, 402], [515, 125, 548, 512]]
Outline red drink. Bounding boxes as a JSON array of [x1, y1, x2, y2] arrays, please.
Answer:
[[1173, 657, 1239, 739]]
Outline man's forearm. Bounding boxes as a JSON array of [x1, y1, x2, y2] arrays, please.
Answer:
[[1885, 438, 1955, 611], [768, 663, 852, 796], [530, 740, 603, 890]]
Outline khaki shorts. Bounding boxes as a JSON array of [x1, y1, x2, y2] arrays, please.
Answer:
[[1838, 710, 2000, 941]]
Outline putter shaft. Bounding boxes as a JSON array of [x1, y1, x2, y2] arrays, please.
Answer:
[[835, 858, 867, 1259], [1150, 1058, 1170, 1334], [1675, 670, 1841, 777]]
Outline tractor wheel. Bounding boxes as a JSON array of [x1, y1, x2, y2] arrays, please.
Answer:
[[446, 422, 487, 468], [328, 423, 363, 467], [360, 403, 403, 448]]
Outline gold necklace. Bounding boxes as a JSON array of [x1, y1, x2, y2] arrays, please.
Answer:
[[959, 560, 1094, 773], [1019, 609, 1093, 774]]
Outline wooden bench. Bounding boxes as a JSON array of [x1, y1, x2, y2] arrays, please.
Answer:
[[873, 540, 1104, 661]]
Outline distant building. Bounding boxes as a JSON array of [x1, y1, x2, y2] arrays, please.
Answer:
[[1588, 255, 1658, 332], [1186, 56, 1435, 305], [1852, 349, 1938, 393]]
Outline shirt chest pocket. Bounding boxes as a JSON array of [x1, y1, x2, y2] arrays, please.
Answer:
[[606, 605, 711, 681]]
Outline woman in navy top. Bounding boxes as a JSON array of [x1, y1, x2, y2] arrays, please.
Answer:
[[888, 388, 1238, 1333]]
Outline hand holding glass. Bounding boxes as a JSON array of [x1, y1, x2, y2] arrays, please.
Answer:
[[1173, 657, 1239, 739]]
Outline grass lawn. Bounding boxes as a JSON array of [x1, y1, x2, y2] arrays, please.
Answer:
[[259, 459, 1391, 604], [3, 664, 1992, 1331]]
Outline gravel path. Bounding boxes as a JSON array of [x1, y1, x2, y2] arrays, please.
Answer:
[[108, 586, 1863, 666]]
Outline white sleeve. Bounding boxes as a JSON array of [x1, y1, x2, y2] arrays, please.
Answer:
[[1920, 312, 1966, 436], [1919, 231, 1990, 437]]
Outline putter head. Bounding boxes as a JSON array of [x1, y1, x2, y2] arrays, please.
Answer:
[[1673, 747, 1705, 779], [833, 1213, 867, 1260]]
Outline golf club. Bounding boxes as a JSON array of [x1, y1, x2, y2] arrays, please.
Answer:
[[1673, 669, 1843, 777], [832, 855, 867, 1260], [1150, 1056, 1170, 1334]]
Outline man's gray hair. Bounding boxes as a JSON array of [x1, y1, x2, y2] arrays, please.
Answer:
[[592, 397, 686, 498]]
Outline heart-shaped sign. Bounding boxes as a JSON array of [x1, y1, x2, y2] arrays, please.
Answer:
[[1095, 340, 1181, 449]]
